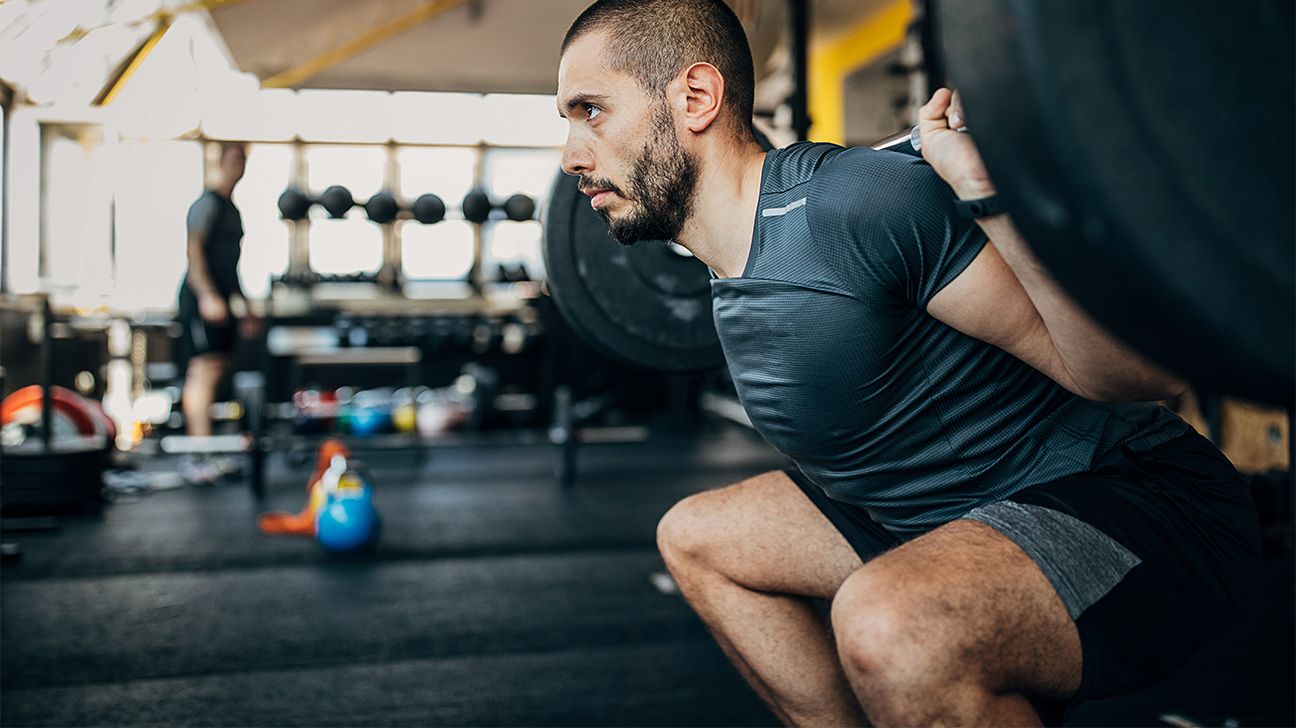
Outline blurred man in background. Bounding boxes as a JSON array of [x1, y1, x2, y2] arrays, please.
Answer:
[[176, 142, 258, 484]]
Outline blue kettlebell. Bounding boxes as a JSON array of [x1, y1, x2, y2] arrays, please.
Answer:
[[315, 471, 379, 553]]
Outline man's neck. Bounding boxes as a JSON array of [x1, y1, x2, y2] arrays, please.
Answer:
[[675, 143, 767, 278]]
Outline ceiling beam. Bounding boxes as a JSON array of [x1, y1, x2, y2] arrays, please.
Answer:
[[59, 0, 249, 44], [93, 18, 171, 106], [261, 0, 467, 89]]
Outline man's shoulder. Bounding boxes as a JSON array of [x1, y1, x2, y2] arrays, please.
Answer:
[[762, 142, 924, 193], [813, 144, 938, 196], [805, 145, 952, 234], [186, 189, 229, 235], [762, 142, 844, 193], [189, 189, 219, 211]]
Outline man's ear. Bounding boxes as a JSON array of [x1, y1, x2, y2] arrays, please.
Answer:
[[678, 62, 725, 134]]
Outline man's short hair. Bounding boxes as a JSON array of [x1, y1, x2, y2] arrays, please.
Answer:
[[562, 0, 755, 139]]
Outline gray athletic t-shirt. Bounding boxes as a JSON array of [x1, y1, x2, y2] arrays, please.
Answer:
[[711, 142, 1189, 535], [184, 190, 244, 299]]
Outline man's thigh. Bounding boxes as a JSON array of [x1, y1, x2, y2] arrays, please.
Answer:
[[836, 518, 1083, 698], [660, 469, 886, 599]]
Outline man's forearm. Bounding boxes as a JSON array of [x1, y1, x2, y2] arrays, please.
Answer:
[[916, 88, 1185, 400], [975, 214, 1185, 401]]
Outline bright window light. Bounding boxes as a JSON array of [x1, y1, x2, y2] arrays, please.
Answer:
[[480, 94, 567, 147], [483, 148, 562, 201], [305, 145, 386, 199], [5, 109, 40, 294], [401, 220, 474, 279], [309, 212, 382, 274], [204, 81, 297, 142], [233, 144, 292, 299], [109, 18, 202, 138], [295, 89, 394, 143], [43, 135, 88, 287], [44, 131, 113, 300], [111, 139, 202, 311], [485, 220, 544, 279], [390, 92, 484, 145], [398, 147, 477, 208]]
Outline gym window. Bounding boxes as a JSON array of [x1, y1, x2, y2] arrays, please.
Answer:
[[305, 145, 386, 276], [232, 144, 291, 300], [401, 220, 475, 280], [111, 139, 203, 311]]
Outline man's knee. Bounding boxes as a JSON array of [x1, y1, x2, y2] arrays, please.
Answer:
[[833, 566, 1039, 723], [657, 491, 726, 573], [833, 569, 908, 677], [831, 567, 956, 695]]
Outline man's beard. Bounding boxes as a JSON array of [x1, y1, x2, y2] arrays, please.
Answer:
[[590, 104, 699, 246]]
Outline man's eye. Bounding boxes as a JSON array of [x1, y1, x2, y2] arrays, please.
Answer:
[[586, 105, 602, 120]]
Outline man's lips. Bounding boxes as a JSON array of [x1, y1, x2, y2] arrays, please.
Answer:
[[582, 187, 613, 209]]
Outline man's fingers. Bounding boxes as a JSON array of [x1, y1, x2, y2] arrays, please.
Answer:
[[949, 89, 966, 129], [920, 87, 953, 121]]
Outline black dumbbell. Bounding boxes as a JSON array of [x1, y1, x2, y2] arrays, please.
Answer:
[[503, 193, 536, 222], [364, 191, 446, 225], [278, 188, 313, 221], [412, 193, 446, 224], [319, 185, 355, 218], [278, 185, 449, 226], [364, 191, 399, 224], [460, 189, 537, 223], [361, 190, 446, 225], [462, 189, 492, 223]]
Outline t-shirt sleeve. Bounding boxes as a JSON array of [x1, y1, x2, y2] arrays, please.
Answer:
[[807, 147, 988, 308], [186, 193, 219, 239]]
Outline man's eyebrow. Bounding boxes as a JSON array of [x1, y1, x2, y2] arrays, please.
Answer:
[[558, 93, 609, 118]]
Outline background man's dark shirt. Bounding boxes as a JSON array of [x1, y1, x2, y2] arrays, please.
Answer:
[[182, 190, 243, 299]]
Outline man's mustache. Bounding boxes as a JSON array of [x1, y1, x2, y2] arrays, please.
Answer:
[[579, 177, 627, 198]]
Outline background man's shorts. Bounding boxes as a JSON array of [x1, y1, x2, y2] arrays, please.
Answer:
[[177, 287, 236, 362], [787, 430, 1261, 708]]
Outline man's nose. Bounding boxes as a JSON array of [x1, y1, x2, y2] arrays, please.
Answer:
[[561, 137, 592, 177]]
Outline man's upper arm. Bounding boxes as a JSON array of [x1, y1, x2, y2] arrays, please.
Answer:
[[810, 148, 989, 306], [926, 242, 1084, 396], [187, 194, 218, 241]]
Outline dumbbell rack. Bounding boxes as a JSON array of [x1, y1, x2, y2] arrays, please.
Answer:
[[277, 184, 538, 295], [242, 281, 549, 496]]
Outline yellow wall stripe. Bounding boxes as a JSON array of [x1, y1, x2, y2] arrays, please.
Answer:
[[808, 0, 912, 144]]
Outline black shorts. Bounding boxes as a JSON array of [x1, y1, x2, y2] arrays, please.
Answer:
[[788, 430, 1261, 710], [177, 287, 236, 361]]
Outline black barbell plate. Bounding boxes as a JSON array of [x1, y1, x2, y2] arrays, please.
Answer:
[[936, 0, 1294, 405], [543, 170, 724, 372]]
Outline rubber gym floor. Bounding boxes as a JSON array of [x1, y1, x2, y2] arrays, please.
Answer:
[[2, 428, 1292, 727]]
